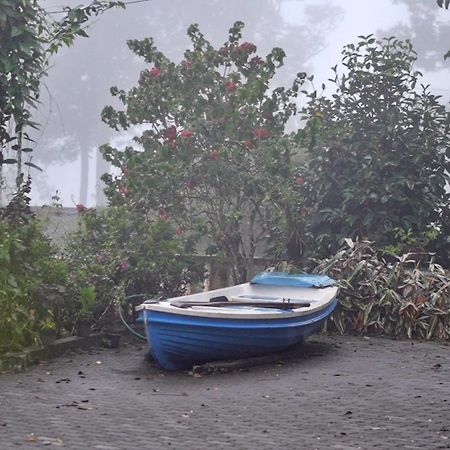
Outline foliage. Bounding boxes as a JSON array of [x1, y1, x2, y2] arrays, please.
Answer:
[[0, 180, 68, 355], [77, 286, 96, 320], [437, 0, 450, 59], [0, 0, 124, 187], [64, 205, 205, 324], [101, 21, 307, 282], [437, 0, 449, 10], [315, 239, 450, 339], [300, 36, 450, 261]]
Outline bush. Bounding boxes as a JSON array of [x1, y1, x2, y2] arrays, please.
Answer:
[[64, 204, 205, 326], [0, 181, 69, 354], [300, 36, 450, 261], [315, 239, 450, 339]]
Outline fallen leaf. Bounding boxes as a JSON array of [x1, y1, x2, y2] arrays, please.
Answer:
[[26, 433, 37, 442]]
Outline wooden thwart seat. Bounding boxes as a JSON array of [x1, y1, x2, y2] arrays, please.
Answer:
[[171, 299, 311, 309]]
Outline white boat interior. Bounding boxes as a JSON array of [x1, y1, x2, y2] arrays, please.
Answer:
[[138, 282, 339, 319]]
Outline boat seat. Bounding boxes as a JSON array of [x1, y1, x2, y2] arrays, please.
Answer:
[[230, 295, 310, 303], [230, 295, 285, 302]]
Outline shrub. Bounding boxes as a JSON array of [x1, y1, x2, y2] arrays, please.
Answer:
[[315, 239, 450, 339], [300, 36, 450, 261], [0, 181, 69, 354], [64, 204, 205, 326]]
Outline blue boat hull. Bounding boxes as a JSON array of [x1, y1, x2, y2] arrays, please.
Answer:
[[144, 298, 338, 370]]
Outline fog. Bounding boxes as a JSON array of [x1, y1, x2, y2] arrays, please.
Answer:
[[20, 0, 450, 206]]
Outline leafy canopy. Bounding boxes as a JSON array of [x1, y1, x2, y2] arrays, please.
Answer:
[[0, 0, 125, 184], [101, 21, 307, 282], [300, 36, 450, 259]]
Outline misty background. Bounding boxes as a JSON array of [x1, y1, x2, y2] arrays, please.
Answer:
[[23, 0, 450, 207]]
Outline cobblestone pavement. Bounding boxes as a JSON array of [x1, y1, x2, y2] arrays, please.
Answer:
[[1, 335, 449, 449]]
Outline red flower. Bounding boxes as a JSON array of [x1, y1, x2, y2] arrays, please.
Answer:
[[175, 225, 183, 236], [159, 207, 169, 219], [252, 128, 270, 139], [225, 81, 237, 92], [295, 176, 305, 186], [119, 260, 130, 271], [76, 204, 86, 213], [242, 140, 253, 148], [239, 42, 257, 53], [163, 126, 177, 140], [250, 56, 265, 65], [148, 67, 161, 78], [180, 130, 193, 138], [207, 149, 220, 160]]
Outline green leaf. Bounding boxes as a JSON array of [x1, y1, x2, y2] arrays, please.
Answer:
[[24, 161, 42, 171]]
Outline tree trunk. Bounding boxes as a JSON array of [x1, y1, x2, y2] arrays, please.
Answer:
[[79, 145, 89, 205], [15, 129, 23, 189]]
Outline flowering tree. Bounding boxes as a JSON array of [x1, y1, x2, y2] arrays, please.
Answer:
[[101, 22, 307, 283]]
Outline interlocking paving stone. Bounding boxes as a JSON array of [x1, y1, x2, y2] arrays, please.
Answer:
[[0, 335, 449, 449]]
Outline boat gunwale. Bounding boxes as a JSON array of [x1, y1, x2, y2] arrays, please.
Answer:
[[139, 284, 339, 320]]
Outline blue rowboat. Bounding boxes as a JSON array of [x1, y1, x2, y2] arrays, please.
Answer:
[[137, 272, 338, 371]]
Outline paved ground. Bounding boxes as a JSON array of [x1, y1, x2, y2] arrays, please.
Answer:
[[1, 335, 449, 449]]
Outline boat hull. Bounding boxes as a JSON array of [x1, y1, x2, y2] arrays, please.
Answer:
[[144, 298, 337, 370]]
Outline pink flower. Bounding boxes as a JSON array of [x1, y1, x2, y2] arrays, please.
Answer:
[[239, 42, 257, 53], [242, 140, 253, 148], [76, 204, 86, 213], [175, 225, 183, 236], [295, 176, 305, 186], [163, 126, 177, 140], [185, 179, 198, 190], [252, 127, 270, 139], [207, 149, 220, 160], [119, 260, 130, 271], [148, 67, 161, 78], [181, 60, 193, 69], [180, 130, 193, 139], [225, 81, 237, 92], [117, 185, 129, 196], [159, 207, 169, 219]]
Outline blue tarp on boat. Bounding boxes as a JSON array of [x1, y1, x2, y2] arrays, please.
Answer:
[[250, 272, 335, 288]]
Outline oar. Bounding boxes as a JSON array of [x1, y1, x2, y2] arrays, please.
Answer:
[[171, 301, 310, 310]]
